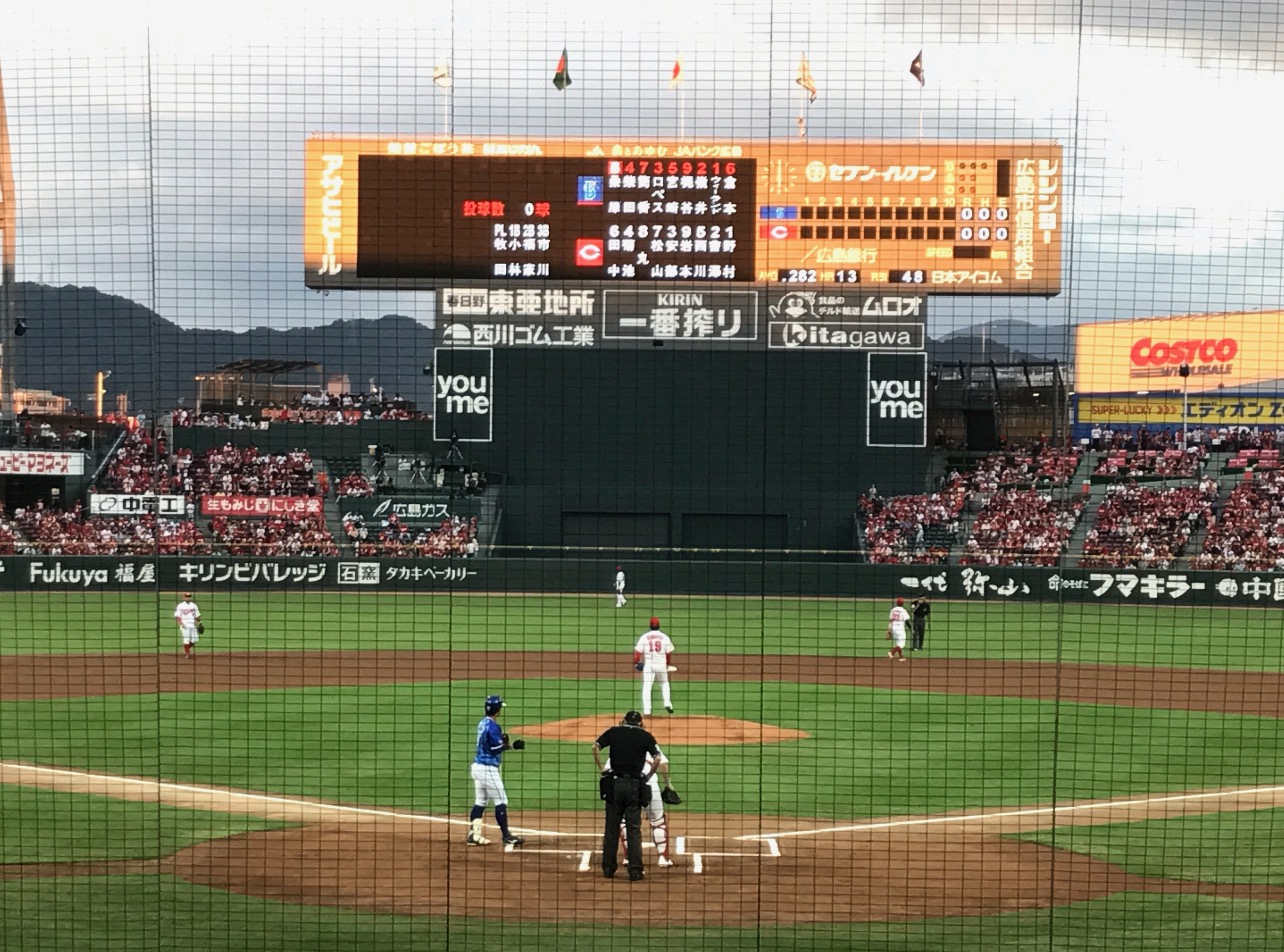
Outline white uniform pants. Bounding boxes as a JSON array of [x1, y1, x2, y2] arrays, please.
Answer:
[[641, 667, 671, 715], [471, 762, 508, 806], [180, 625, 199, 646]]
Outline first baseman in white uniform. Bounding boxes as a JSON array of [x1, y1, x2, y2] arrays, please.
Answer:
[[887, 597, 910, 662], [614, 566, 627, 607], [634, 617, 675, 715], [174, 592, 201, 659]]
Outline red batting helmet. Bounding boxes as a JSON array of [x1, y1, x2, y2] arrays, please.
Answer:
[[650, 617, 661, 629], [896, 597, 905, 606]]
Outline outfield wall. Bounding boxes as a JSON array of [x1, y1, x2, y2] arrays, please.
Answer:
[[4, 556, 1283, 607]]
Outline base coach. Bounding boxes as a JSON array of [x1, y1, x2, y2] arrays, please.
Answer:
[[592, 711, 661, 882]]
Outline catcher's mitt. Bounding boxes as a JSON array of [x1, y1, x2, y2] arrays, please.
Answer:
[[196, 623, 205, 635], [660, 784, 682, 805]]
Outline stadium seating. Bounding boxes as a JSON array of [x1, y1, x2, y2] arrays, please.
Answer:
[[352, 515, 479, 558], [959, 489, 1086, 566], [208, 514, 338, 557], [1091, 448, 1204, 480], [860, 476, 968, 564], [9, 506, 211, 555], [1079, 484, 1214, 569], [1194, 470, 1284, 571]]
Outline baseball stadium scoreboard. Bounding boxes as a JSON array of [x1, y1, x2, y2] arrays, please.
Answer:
[[304, 137, 1063, 295]]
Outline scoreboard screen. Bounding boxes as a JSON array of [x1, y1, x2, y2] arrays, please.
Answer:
[[305, 137, 1062, 294]]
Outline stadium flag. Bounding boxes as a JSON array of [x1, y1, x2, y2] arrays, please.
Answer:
[[795, 53, 818, 102], [910, 49, 925, 87], [669, 57, 684, 88], [553, 47, 572, 90], [432, 63, 453, 88]]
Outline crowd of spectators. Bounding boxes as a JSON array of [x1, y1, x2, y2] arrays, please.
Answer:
[[859, 445, 1082, 564], [860, 477, 968, 564], [208, 515, 338, 557], [173, 391, 428, 428], [1079, 483, 1216, 569], [176, 445, 320, 498], [97, 430, 171, 494], [959, 489, 1087, 566], [1091, 447, 1204, 480], [336, 472, 374, 497], [1088, 424, 1284, 454], [7, 503, 211, 555], [0, 505, 16, 554], [1193, 471, 1284, 571], [968, 446, 1084, 491], [351, 513, 479, 558], [171, 409, 262, 429]]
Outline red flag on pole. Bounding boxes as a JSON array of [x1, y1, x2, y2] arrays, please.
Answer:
[[669, 58, 684, 88], [553, 48, 572, 91]]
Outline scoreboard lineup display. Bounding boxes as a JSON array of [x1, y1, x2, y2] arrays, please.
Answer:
[[305, 137, 1062, 294]]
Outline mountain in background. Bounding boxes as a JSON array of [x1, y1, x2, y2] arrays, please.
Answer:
[[935, 319, 1072, 364], [8, 283, 1074, 413], [10, 283, 435, 412]]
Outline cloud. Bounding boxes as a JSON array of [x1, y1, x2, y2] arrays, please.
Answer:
[[1, 0, 1281, 334]]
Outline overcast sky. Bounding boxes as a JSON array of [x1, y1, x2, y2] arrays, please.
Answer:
[[2, 0, 1281, 340]]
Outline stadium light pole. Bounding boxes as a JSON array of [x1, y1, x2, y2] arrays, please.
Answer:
[[1179, 362, 1191, 448], [95, 370, 111, 419]]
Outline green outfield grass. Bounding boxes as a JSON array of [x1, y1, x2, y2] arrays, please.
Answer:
[[1018, 808, 1284, 885], [2, 590, 1283, 950], [2, 590, 1283, 669], [3, 879, 1283, 951], [3, 681, 1280, 819], [0, 786, 293, 863]]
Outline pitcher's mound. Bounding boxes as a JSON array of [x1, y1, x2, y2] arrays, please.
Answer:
[[512, 714, 809, 745]]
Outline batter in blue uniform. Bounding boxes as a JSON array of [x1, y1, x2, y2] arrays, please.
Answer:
[[467, 695, 525, 847]]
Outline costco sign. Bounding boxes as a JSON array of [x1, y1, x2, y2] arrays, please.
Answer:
[[1075, 311, 1282, 394]]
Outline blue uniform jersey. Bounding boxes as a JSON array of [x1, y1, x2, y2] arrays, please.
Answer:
[[475, 717, 505, 766]]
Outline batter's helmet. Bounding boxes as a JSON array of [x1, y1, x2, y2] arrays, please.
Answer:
[[623, 710, 644, 726], [484, 695, 505, 715], [650, 616, 661, 629], [896, 597, 905, 606]]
